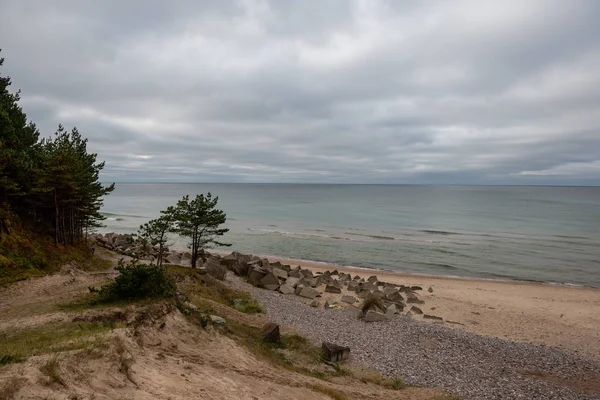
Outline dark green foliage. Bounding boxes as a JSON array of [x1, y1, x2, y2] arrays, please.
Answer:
[[94, 259, 176, 302], [138, 208, 175, 267], [0, 49, 114, 276], [171, 193, 230, 268]]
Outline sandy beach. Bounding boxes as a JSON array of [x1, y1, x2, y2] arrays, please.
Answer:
[[245, 253, 600, 361]]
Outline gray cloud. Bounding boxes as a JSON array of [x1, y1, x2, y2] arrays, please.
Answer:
[[1, 0, 600, 184]]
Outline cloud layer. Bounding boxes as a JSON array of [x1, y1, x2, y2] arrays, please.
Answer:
[[2, 0, 599, 184]]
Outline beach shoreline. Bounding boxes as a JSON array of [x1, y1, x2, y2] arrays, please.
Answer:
[[213, 249, 600, 361]]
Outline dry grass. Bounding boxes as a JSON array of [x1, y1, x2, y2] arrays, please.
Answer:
[[359, 373, 405, 390], [0, 321, 116, 365], [39, 358, 66, 387], [310, 384, 347, 400]]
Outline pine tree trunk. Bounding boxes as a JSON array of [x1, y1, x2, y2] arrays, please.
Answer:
[[54, 190, 59, 245]]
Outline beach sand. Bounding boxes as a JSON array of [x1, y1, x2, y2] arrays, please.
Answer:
[[249, 254, 600, 361]]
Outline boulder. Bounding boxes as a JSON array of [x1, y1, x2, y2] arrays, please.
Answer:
[[288, 269, 302, 278], [165, 252, 182, 265], [386, 304, 400, 315], [300, 269, 314, 279], [367, 275, 378, 283], [205, 261, 227, 280], [298, 287, 319, 299], [322, 342, 350, 363], [310, 299, 320, 308], [261, 258, 270, 268], [261, 322, 280, 344], [386, 291, 404, 303], [294, 284, 304, 296], [384, 287, 399, 297], [347, 281, 360, 292], [285, 277, 301, 288], [411, 286, 423, 291], [325, 285, 342, 294], [362, 282, 377, 292], [220, 254, 238, 269], [357, 289, 372, 299], [406, 292, 425, 304], [310, 276, 323, 288], [271, 267, 288, 281], [260, 273, 280, 291], [248, 267, 268, 286], [341, 295, 356, 304], [233, 262, 249, 276], [344, 306, 362, 318], [372, 290, 385, 299], [410, 306, 423, 315], [364, 310, 389, 322], [278, 284, 295, 295]]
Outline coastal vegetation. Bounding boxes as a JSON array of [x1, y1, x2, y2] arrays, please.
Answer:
[[0, 49, 114, 284]]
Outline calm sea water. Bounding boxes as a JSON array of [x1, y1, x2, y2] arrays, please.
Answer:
[[99, 184, 600, 287]]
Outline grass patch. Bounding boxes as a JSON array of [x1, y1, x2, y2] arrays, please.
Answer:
[[169, 266, 263, 314], [310, 384, 347, 400], [39, 358, 65, 386], [0, 321, 116, 365], [360, 373, 405, 390]]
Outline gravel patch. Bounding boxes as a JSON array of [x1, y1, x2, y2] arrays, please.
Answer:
[[228, 276, 600, 400]]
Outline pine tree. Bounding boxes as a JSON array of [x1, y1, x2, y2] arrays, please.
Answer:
[[172, 193, 230, 268], [138, 207, 175, 268]]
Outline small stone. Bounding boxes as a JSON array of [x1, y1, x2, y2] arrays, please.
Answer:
[[423, 314, 443, 322], [209, 315, 227, 325], [410, 306, 424, 315], [428, 286, 433, 293], [310, 299, 320, 307], [341, 295, 357, 304]]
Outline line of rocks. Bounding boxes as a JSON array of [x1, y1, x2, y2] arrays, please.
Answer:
[[219, 251, 432, 322]]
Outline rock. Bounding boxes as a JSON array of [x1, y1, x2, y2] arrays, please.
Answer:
[[260, 272, 280, 291], [294, 284, 304, 296], [261, 258, 270, 268], [357, 289, 371, 299], [364, 310, 389, 322], [384, 287, 398, 296], [325, 285, 342, 294], [210, 315, 227, 325], [300, 269, 314, 279], [347, 281, 360, 292], [248, 267, 268, 286], [322, 342, 350, 363], [310, 276, 323, 288], [220, 254, 238, 269], [406, 292, 425, 304], [386, 291, 404, 303], [344, 306, 362, 318], [285, 277, 301, 288], [165, 252, 182, 265], [386, 304, 400, 315], [278, 284, 295, 295], [205, 261, 227, 280], [367, 275, 378, 283], [372, 290, 385, 299], [330, 270, 339, 276], [411, 286, 423, 291], [424, 314, 443, 322], [288, 269, 302, 278], [410, 306, 423, 314], [362, 282, 377, 292], [233, 262, 249, 276], [324, 300, 330, 309], [261, 322, 280, 344], [298, 287, 319, 299], [341, 295, 357, 304], [310, 299, 320, 307], [271, 267, 288, 281], [428, 286, 434, 293]]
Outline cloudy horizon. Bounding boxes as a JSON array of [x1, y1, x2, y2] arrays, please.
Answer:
[[1, 1, 599, 185]]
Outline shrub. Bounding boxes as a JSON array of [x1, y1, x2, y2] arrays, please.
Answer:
[[93, 259, 175, 302]]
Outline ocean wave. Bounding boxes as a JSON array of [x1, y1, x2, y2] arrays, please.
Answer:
[[415, 262, 460, 271], [420, 230, 463, 236], [247, 228, 353, 241], [345, 232, 396, 240]]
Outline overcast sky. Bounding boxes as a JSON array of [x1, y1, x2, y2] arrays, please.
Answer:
[[1, 1, 599, 184]]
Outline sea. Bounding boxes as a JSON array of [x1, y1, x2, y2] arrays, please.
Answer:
[[99, 184, 600, 287]]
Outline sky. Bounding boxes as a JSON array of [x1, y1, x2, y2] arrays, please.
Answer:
[[1, 1, 599, 185]]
